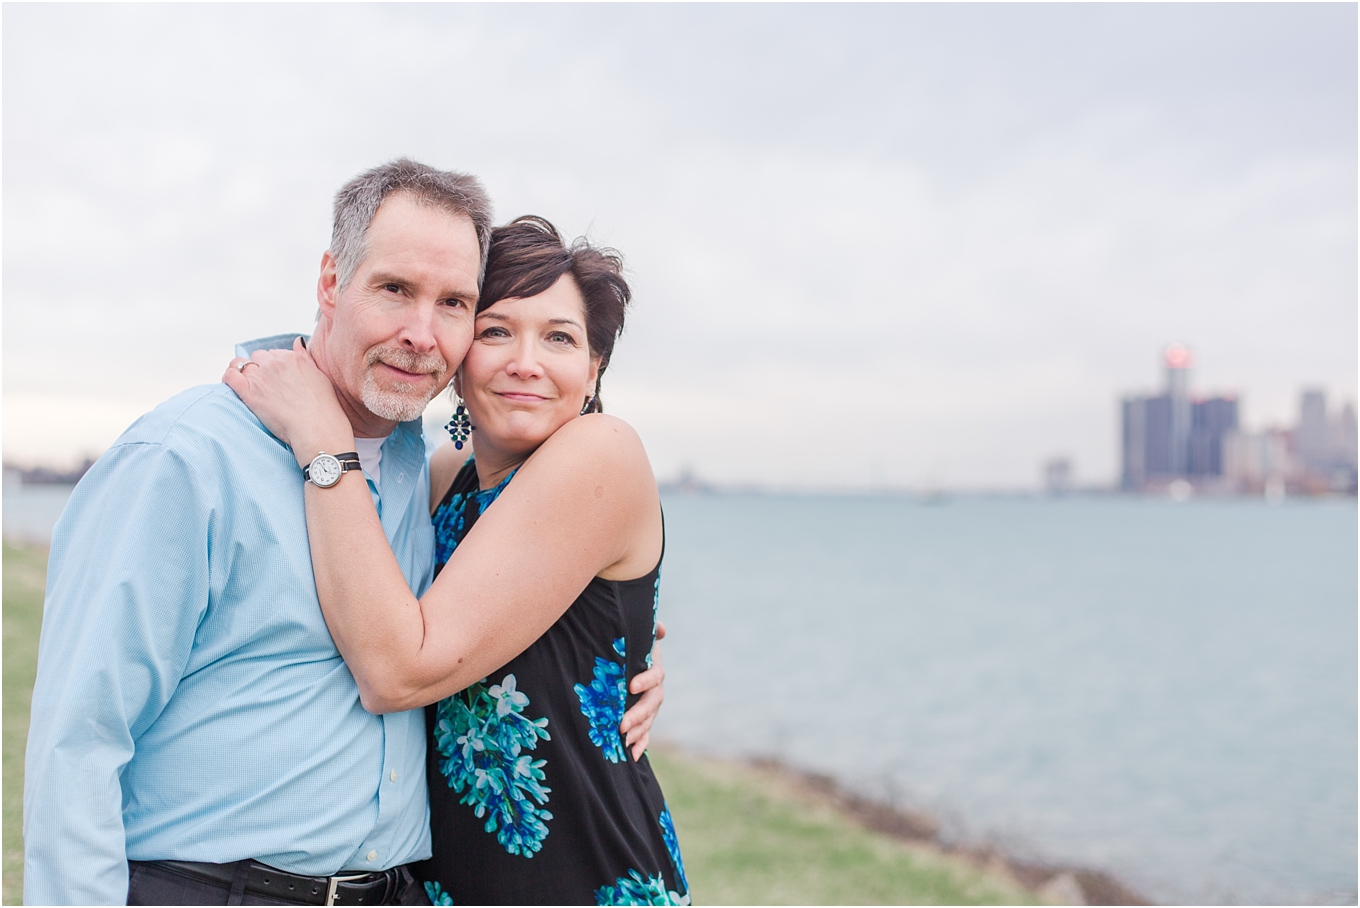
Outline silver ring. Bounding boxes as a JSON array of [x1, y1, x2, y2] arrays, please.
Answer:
[[236, 360, 257, 372]]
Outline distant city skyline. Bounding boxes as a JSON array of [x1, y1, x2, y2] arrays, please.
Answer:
[[4, 4, 1355, 489], [1119, 344, 1356, 496]]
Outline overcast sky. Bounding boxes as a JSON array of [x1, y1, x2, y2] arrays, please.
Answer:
[[5, 3, 1355, 489]]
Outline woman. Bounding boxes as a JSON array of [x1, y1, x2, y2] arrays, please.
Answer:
[[226, 216, 687, 906]]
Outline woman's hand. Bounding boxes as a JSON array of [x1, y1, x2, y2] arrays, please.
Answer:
[[223, 337, 353, 464]]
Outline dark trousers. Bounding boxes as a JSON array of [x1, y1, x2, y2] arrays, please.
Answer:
[[126, 861, 431, 906]]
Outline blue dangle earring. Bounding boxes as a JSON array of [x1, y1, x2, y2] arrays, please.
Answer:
[[445, 397, 475, 450], [580, 395, 596, 416]]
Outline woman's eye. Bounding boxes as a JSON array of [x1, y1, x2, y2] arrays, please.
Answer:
[[479, 326, 509, 339], [548, 332, 576, 345]]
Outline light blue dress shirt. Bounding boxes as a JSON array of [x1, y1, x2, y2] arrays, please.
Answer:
[[23, 336, 436, 905]]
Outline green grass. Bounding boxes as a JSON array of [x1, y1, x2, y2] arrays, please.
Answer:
[[648, 748, 1040, 905], [1, 540, 1041, 906], [4, 541, 46, 906]]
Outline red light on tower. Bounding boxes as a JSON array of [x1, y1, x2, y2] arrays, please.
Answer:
[[1164, 344, 1193, 370]]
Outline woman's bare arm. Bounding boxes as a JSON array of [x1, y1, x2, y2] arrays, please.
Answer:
[[430, 433, 667, 761], [302, 414, 661, 711]]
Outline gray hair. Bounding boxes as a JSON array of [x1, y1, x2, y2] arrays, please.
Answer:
[[330, 158, 494, 293]]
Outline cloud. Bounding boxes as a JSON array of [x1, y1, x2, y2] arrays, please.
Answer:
[[4, 4, 1354, 487]]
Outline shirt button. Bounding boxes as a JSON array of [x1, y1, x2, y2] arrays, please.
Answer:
[[366, 851, 377, 863], [390, 770, 399, 782]]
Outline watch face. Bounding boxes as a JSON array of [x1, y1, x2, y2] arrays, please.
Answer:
[[310, 454, 343, 487]]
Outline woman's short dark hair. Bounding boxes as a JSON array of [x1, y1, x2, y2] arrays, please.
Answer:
[[477, 216, 631, 414]]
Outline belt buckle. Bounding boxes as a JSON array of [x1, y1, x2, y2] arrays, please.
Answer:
[[325, 872, 371, 906]]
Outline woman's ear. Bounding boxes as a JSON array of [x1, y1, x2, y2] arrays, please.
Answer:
[[588, 355, 603, 388]]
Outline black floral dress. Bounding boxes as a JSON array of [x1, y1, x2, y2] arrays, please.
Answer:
[[414, 459, 688, 906]]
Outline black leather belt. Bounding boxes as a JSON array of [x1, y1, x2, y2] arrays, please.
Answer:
[[146, 859, 400, 906]]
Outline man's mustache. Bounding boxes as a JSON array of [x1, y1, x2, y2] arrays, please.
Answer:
[[367, 347, 447, 377]]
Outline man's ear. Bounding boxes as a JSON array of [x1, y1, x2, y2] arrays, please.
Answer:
[[317, 251, 340, 316]]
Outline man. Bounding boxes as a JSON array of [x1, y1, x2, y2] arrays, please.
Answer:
[[24, 159, 664, 905]]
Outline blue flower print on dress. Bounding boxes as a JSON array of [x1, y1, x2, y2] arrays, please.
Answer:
[[594, 869, 689, 906], [574, 638, 628, 763], [432, 673, 553, 857], [431, 490, 469, 567], [432, 463, 517, 568], [423, 881, 454, 905], [658, 804, 688, 892]]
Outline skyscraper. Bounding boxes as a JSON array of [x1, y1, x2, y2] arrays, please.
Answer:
[[1190, 396, 1239, 477], [1165, 345, 1192, 477], [1121, 345, 1237, 490], [1295, 389, 1329, 472], [1121, 396, 1147, 490]]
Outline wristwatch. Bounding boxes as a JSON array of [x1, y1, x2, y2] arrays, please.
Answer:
[[304, 452, 361, 488]]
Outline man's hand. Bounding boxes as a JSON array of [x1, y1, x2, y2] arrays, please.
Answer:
[[620, 622, 666, 761]]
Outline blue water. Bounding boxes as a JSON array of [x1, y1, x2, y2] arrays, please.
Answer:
[[7, 485, 1355, 903], [2, 483, 77, 543], [655, 493, 1357, 905]]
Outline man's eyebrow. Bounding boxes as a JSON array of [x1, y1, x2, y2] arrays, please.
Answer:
[[368, 272, 411, 288], [369, 272, 474, 301]]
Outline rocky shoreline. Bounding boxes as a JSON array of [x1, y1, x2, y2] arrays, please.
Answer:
[[740, 755, 1149, 906]]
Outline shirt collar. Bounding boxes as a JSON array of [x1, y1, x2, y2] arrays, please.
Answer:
[[235, 333, 307, 358]]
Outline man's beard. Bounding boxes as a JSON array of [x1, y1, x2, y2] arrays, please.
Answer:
[[360, 346, 447, 423]]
